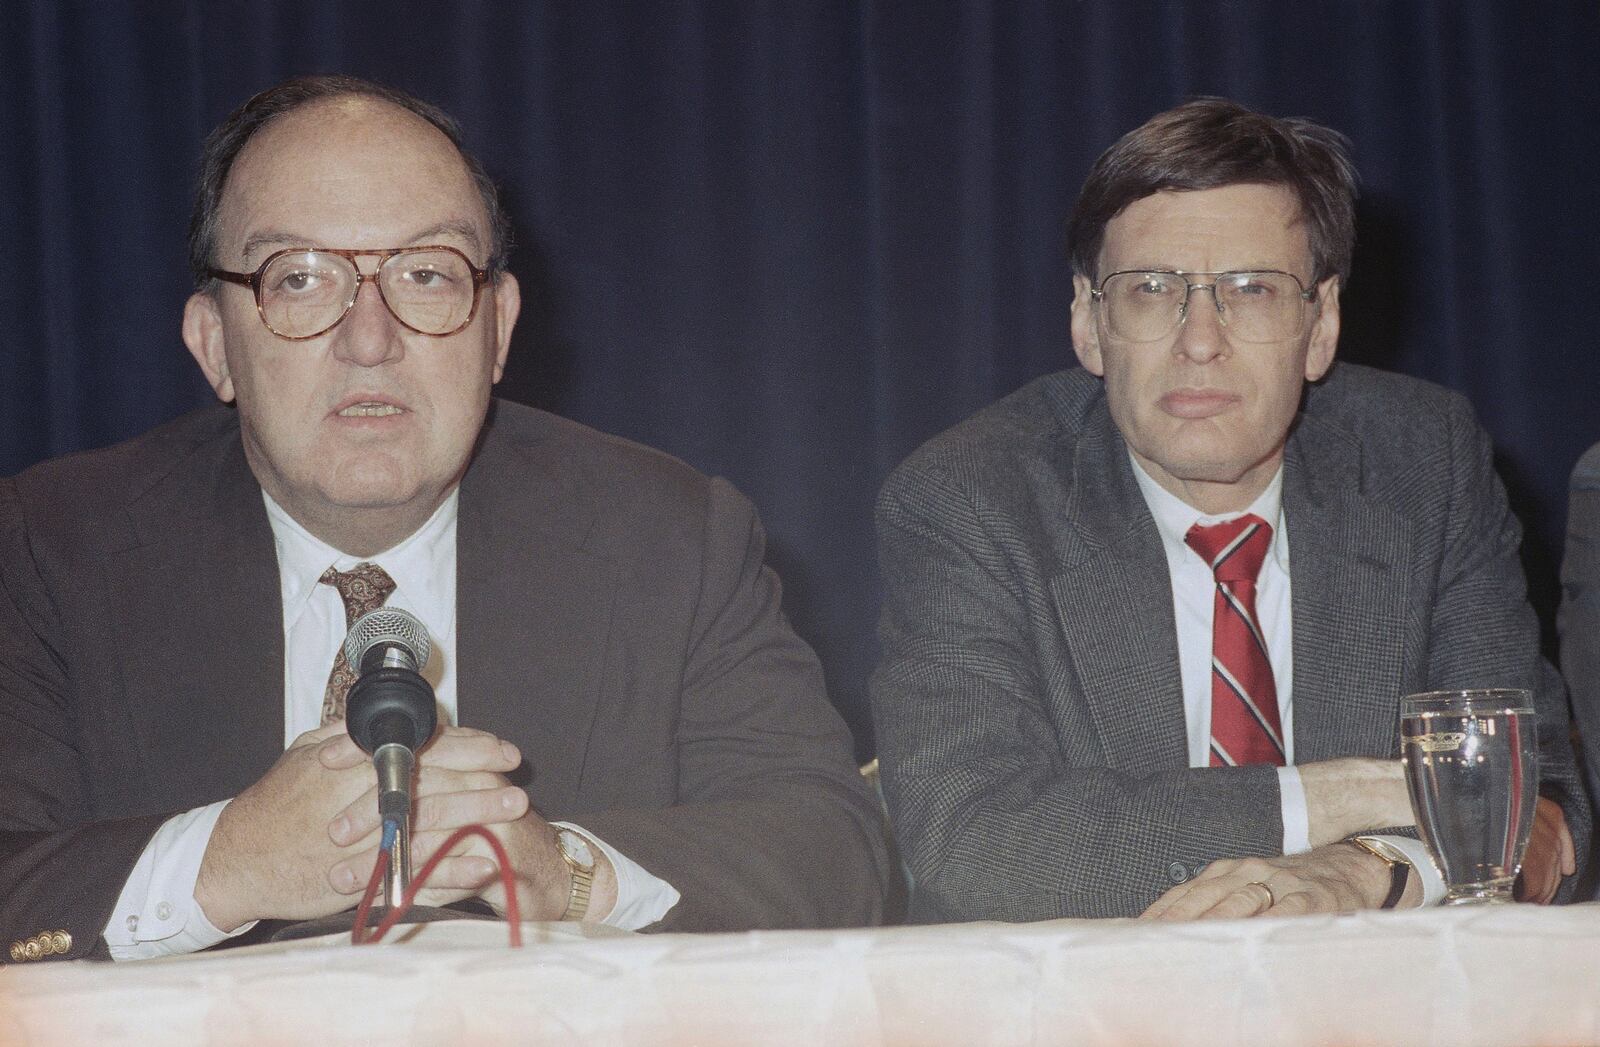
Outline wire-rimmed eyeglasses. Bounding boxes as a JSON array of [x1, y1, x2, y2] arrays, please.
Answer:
[[1089, 269, 1318, 344]]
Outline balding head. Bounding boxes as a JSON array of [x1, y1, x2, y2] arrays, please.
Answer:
[[189, 74, 512, 289]]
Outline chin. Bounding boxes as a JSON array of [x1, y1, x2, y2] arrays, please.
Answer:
[[1145, 445, 1256, 485], [1165, 465, 1243, 486], [315, 469, 427, 511], [1173, 448, 1283, 488]]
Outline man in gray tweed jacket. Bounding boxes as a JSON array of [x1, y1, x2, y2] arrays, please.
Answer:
[[1560, 441, 1600, 898], [872, 98, 1587, 922]]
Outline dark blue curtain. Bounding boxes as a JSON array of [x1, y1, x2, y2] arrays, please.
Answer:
[[4, 1, 1596, 757]]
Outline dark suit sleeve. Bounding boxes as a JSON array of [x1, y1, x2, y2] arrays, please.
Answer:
[[871, 460, 1282, 922], [1559, 442, 1600, 892], [573, 479, 892, 931], [1423, 406, 1590, 897], [0, 478, 166, 961]]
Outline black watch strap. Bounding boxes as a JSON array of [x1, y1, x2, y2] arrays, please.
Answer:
[[1349, 836, 1409, 909]]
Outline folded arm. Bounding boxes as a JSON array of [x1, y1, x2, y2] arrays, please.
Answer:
[[871, 463, 1294, 920], [560, 479, 892, 931], [0, 478, 171, 960], [1424, 402, 1590, 897]]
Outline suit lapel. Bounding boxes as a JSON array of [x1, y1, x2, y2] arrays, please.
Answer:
[[1049, 402, 1189, 772], [456, 408, 617, 812], [107, 422, 283, 804], [1284, 413, 1412, 762]]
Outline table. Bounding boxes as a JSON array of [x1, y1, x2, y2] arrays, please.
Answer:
[[3, 903, 1598, 1045]]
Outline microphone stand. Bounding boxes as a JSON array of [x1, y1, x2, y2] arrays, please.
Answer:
[[388, 820, 413, 909], [378, 744, 416, 909]]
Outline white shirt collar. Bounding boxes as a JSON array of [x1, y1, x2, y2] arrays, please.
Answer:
[[262, 489, 459, 641], [1128, 453, 1290, 572]]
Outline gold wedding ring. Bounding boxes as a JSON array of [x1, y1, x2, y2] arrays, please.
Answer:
[[1246, 880, 1275, 909]]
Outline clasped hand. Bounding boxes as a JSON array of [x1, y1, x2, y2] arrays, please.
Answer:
[[196, 723, 573, 932]]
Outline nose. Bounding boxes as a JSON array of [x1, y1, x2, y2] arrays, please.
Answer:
[[328, 275, 406, 368], [1171, 282, 1228, 364]]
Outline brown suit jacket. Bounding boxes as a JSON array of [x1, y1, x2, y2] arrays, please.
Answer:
[[0, 400, 890, 960]]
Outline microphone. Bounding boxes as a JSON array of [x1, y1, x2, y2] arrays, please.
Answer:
[[343, 608, 437, 906]]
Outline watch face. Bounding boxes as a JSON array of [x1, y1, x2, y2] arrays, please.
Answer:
[[559, 830, 594, 869]]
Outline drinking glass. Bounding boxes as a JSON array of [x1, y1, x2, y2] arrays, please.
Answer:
[[1400, 689, 1538, 905]]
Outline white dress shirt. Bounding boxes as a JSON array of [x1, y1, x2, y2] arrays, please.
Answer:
[[1130, 456, 1442, 904], [103, 489, 679, 959]]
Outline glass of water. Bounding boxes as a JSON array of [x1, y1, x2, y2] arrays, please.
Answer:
[[1400, 689, 1538, 904]]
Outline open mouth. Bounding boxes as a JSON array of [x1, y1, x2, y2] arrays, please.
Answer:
[[337, 401, 404, 418]]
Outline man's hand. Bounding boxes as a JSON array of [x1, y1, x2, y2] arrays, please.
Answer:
[[194, 724, 525, 932], [324, 727, 618, 922], [1140, 842, 1418, 921], [1515, 797, 1575, 904], [195, 723, 380, 932], [451, 814, 619, 925], [1298, 757, 1414, 847]]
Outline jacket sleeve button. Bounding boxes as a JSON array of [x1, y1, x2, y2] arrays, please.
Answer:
[[1168, 862, 1189, 883]]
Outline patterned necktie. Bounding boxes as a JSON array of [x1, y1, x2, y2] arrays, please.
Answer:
[[318, 562, 397, 725], [1184, 514, 1284, 767]]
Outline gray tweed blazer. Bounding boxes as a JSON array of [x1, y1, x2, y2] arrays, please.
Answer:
[[1560, 440, 1600, 896], [873, 363, 1588, 920]]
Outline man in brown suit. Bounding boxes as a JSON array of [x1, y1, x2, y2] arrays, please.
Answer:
[[0, 76, 889, 962]]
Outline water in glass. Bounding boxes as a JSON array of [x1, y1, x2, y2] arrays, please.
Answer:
[[1400, 690, 1537, 904]]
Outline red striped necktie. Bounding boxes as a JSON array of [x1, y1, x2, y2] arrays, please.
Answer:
[[1184, 514, 1284, 767]]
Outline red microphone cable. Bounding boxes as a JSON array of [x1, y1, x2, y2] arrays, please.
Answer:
[[352, 822, 524, 947]]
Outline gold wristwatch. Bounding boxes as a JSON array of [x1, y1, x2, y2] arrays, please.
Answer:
[[556, 829, 596, 922], [1350, 835, 1410, 909]]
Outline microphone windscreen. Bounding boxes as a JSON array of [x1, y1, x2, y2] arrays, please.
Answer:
[[344, 607, 432, 671]]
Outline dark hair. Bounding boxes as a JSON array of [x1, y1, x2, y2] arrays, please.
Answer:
[[187, 74, 513, 288], [1067, 97, 1357, 285]]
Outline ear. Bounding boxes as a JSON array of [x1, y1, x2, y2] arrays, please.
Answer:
[[1304, 276, 1341, 382], [488, 272, 521, 384], [1070, 273, 1105, 376], [182, 292, 236, 403]]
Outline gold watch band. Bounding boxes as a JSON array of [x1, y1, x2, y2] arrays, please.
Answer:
[[558, 832, 596, 922]]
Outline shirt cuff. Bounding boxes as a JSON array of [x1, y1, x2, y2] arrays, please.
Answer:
[[1364, 834, 1448, 906], [1276, 765, 1311, 855], [552, 821, 679, 931], [102, 800, 258, 960]]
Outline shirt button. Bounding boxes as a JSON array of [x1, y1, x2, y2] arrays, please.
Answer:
[[156, 902, 173, 921], [126, 915, 139, 933], [1168, 862, 1189, 883]]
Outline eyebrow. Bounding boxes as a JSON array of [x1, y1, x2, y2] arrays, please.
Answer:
[[238, 220, 487, 264], [1116, 264, 1284, 274], [239, 232, 313, 261]]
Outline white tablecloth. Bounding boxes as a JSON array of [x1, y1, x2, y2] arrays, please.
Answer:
[[3, 903, 1598, 1046]]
